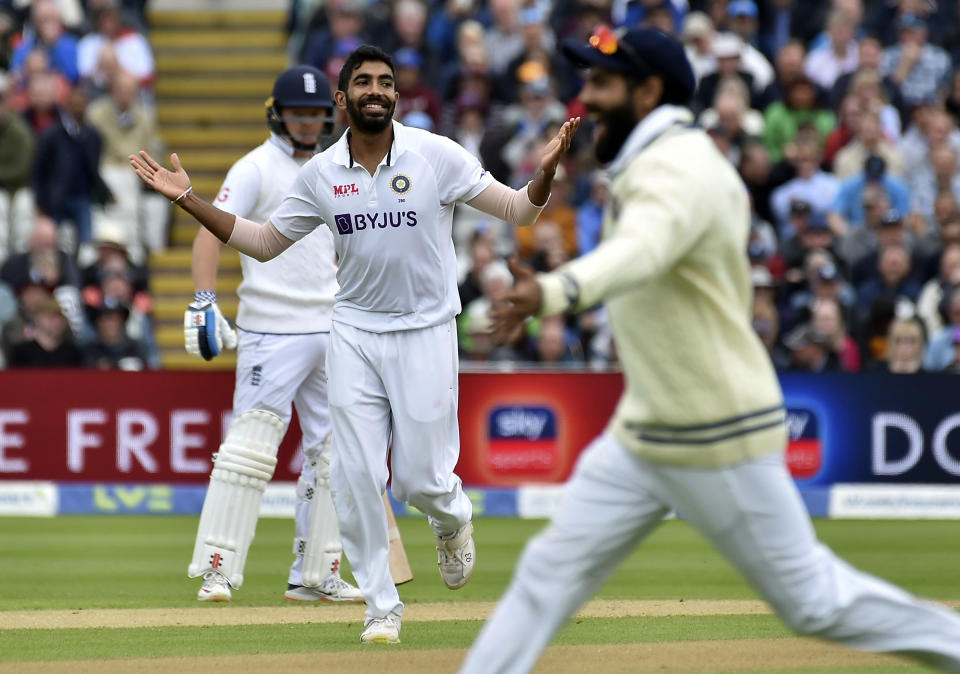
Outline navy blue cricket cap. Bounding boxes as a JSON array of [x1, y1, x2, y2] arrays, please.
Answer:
[[271, 65, 333, 108], [561, 26, 696, 104]]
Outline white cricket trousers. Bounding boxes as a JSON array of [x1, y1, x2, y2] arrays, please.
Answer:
[[461, 433, 960, 674], [233, 329, 331, 586], [326, 319, 472, 621]]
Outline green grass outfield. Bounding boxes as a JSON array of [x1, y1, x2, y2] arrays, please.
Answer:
[[0, 517, 958, 672]]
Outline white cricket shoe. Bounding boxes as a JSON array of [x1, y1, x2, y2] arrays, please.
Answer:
[[360, 612, 401, 644], [284, 574, 365, 603], [197, 570, 231, 602], [436, 521, 475, 589]]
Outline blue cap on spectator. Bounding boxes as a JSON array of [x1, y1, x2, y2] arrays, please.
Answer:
[[526, 76, 552, 97], [93, 296, 131, 321], [817, 262, 840, 282], [728, 0, 758, 18], [898, 13, 927, 30], [806, 214, 831, 233], [394, 48, 422, 69], [880, 210, 903, 227], [334, 36, 362, 57], [402, 110, 433, 131], [561, 27, 696, 104], [519, 7, 543, 26]]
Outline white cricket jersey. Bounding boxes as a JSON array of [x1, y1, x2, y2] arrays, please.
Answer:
[[215, 134, 338, 334], [270, 120, 494, 333]]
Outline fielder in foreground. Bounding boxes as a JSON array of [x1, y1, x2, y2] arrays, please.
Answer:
[[186, 65, 361, 604], [461, 26, 960, 674], [131, 45, 577, 644]]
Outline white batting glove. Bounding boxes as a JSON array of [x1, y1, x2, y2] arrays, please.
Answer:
[[184, 291, 237, 360]]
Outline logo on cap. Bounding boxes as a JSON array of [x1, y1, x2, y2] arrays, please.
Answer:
[[303, 72, 317, 94]]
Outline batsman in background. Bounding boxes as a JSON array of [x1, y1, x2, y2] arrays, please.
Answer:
[[186, 65, 362, 604], [461, 26, 960, 673]]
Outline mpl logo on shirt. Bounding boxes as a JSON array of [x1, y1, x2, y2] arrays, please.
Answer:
[[487, 406, 558, 476], [785, 408, 823, 480], [333, 184, 360, 198]]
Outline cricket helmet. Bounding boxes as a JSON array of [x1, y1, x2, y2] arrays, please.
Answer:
[[266, 65, 335, 152]]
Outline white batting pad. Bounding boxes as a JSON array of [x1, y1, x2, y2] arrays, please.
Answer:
[[188, 409, 285, 588], [301, 439, 344, 587]]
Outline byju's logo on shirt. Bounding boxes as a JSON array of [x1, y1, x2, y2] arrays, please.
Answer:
[[333, 211, 418, 235], [334, 213, 354, 234], [333, 184, 360, 198]]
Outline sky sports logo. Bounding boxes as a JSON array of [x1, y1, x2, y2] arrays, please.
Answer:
[[487, 406, 557, 476], [334, 211, 418, 235], [785, 408, 822, 480]]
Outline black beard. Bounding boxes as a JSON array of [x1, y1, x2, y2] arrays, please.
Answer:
[[346, 93, 396, 133], [592, 100, 638, 164]]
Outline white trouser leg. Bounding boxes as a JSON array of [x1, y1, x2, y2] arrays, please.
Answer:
[[289, 341, 337, 587], [327, 321, 400, 621], [288, 455, 315, 586], [666, 453, 960, 672], [382, 319, 471, 536], [462, 437, 960, 674], [461, 434, 670, 674]]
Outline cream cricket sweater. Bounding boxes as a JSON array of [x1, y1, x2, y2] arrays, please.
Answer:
[[538, 106, 786, 467]]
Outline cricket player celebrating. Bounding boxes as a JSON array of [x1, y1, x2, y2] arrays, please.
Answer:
[[460, 27, 960, 673], [185, 65, 362, 605], [131, 45, 578, 643]]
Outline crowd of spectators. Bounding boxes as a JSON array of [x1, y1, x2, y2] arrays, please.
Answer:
[[6, 0, 960, 373], [0, 0, 160, 369], [283, 0, 960, 373]]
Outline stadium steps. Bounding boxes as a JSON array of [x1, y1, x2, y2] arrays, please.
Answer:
[[151, 30, 286, 49], [157, 101, 266, 124], [147, 6, 286, 370], [150, 247, 242, 270]]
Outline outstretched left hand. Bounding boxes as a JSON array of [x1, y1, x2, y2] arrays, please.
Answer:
[[490, 256, 543, 345], [540, 117, 581, 176]]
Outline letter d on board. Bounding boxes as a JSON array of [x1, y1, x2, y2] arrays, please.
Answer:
[[872, 412, 923, 475]]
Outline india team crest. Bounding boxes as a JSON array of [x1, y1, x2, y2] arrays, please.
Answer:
[[390, 174, 412, 194]]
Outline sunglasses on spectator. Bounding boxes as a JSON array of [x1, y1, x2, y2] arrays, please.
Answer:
[[100, 269, 132, 282]]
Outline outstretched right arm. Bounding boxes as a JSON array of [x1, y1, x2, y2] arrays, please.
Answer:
[[129, 150, 294, 261]]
